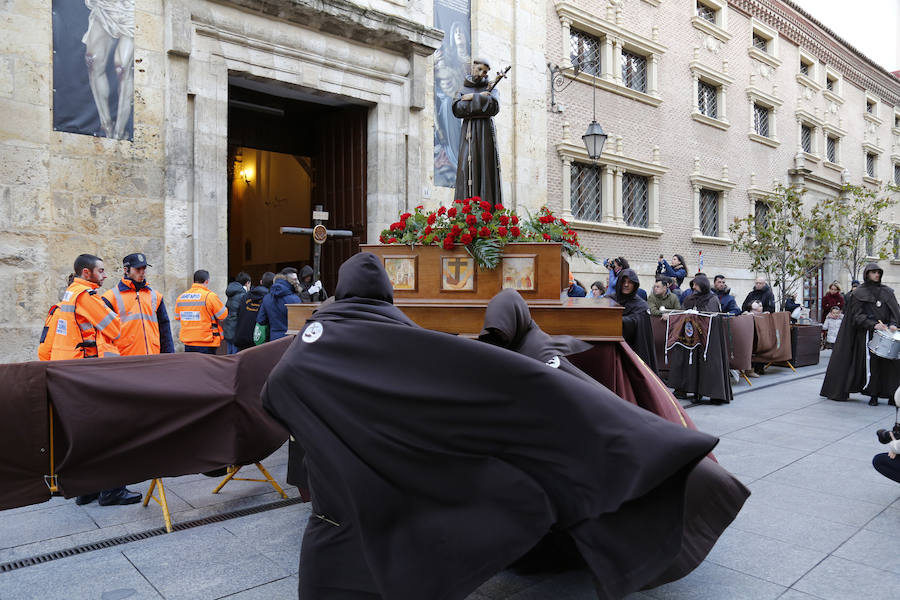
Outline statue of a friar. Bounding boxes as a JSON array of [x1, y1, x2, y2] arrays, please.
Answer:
[[452, 58, 507, 205]]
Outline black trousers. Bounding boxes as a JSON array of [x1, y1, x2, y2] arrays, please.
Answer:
[[184, 345, 216, 354], [873, 453, 900, 484]]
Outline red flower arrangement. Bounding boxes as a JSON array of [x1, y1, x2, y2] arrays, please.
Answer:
[[378, 199, 595, 269]]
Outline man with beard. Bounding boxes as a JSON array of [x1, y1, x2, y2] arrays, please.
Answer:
[[102, 253, 174, 356], [263, 253, 747, 600], [682, 275, 721, 313], [742, 276, 776, 313], [821, 263, 900, 406], [614, 268, 658, 373], [453, 58, 502, 204], [712, 275, 741, 316]]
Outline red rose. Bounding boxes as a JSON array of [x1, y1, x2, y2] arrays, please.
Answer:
[[479, 226, 491, 237], [448, 207, 458, 218], [388, 237, 398, 243], [542, 233, 551, 241], [567, 229, 576, 236], [481, 211, 492, 222], [462, 204, 472, 214], [424, 225, 433, 234], [451, 224, 461, 235], [510, 226, 521, 237], [379, 234, 388, 243], [472, 196, 481, 202], [497, 226, 508, 236], [400, 212, 412, 221], [438, 206, 447, 216], [511, 215, 519, 225], [495, 203, 504, 211], [499, 215, 509, 226], [465, 214, 477, 225], [469, 226, 478, 237], [560, 218, 568, 226], [455, 198, 464, 204], [460, 233, 473, 244], [442, 237, 455, 250], [416, 205, 424, 210], [427, 213, 437, 225], [479, 200, 491, 211]]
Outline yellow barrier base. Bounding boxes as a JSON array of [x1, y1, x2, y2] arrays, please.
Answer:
[[211, 462, 288, 499], [143, 478, 174, 533]]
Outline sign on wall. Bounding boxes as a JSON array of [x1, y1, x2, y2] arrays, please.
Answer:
[[52, 0, 135, 141], [433, 0, 471, 188]]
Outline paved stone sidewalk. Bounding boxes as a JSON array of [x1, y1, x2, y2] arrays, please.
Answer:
[[3, 354, 900, 599]]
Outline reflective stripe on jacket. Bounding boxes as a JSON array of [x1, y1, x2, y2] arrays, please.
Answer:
[[174, 283, 227, 347], [47, 278, 121, 360], [103, 279, 163, 355]]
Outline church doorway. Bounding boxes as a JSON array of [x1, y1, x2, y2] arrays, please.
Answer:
[[227, 77, 368, 292]]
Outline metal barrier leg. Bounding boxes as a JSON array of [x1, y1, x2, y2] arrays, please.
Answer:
[[255, 462, 288, 499], [211, 466, 240, 494], [144, 478, 174, 533]]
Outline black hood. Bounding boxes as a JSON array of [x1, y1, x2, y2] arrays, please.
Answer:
[[300, 265, 315, 282], [334, 253, 394, 303], [248, 285, 269, 300], [615, 268, 640, 303], [479, 289, 532, 349], [863, 262, 883, 285]]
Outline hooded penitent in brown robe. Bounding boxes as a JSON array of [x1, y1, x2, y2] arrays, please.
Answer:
[[262, 253, 748, 600], [615, 268, 658, 373]]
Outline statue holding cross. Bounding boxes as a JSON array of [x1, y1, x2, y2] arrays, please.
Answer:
[[280, 204, 353, 299]]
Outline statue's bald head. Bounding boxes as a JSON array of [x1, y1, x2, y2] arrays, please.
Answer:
[[473, 57, 490, 69]]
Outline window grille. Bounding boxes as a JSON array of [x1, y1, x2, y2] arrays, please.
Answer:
[[622, 173, 649, 228], [754, 201, 770, 231], [699, 189, 719, 237], [799, 61, 809, 76], [894, 231, 900, 260], [800, 124, 812, 153], [895, 162, 900, 185], [866, 230, 875, 257], [571, 162, 602, 223], [826, 77, 834, 92], [570, 30, 602, 78], [697, 2, 716, 23], [697, 81, 717, 119], [867, 153, 876, 177], [826, 136, 837, 163], [621, 51, 647, 93], [895, 114, 900, 128], [753, 104, 769, 137], [867, 101, 875, 114], [752, 33, 768, 52]]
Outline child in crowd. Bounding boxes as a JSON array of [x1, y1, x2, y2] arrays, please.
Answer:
[[821, 305, 843, 349]]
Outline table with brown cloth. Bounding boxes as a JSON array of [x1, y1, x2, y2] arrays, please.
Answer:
[[752, 312, 793, 364], [651, 316, 670, 383], [791, 323, 823, 367], [662, 312, 733, 404], [0, 337, 291, 511], [724, 314, 754, 372]]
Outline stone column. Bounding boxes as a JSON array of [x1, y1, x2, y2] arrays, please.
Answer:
[[602, 37, 614, 81], [613, 167, 624, 224], [602, 166, 614, 222], [561, 158, 573, 220], [612, 39, 622, 85], [719, 86, 728, 121], [691, 73, 699, 113], [648, 54, 659, 96], [649, 175, 660, 229], [748, 97, 755, 134], [561, 18, 572, 69], [692, 184, 702, 237], [719, 191, 729, 238]]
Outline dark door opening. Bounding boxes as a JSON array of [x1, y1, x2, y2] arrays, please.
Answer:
[[227, 79, 368, 293]]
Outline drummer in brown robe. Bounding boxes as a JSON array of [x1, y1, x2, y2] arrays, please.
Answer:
[[821, 263, 900, 406]]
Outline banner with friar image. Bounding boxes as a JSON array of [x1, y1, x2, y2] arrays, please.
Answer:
[[52, 0, 135, 140], [433, 0, 471, 187]]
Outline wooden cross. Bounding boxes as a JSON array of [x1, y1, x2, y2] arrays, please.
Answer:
[[280, 204, 353, 283]]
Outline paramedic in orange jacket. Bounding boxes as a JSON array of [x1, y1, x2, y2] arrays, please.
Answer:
[[102, 253, 175, 356], [37, 254, 142, 507], [174, 270, 227, 354]]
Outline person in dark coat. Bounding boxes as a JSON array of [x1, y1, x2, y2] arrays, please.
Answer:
[[742, 277, 777, 313], [256, 275, 301, 341], [223, 272, 251, 354], [712, 275, 741, 316], [821, 263, 900, 406], [298, 265, 327, 303], [657, 254, 687, 289], [233, 274, 273, 351], [682, 275, 721, 313], [262, 253, 747, 600], [453, 58, 502, 204], [615, 268, 658, 373]]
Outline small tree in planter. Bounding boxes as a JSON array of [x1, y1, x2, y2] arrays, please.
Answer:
[[729, 184, 832, 310], [817, 184, 899, 283]]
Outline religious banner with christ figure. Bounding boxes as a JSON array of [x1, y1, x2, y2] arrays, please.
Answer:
[[433, 0, 471, 187], [52, 0, 135, 140]]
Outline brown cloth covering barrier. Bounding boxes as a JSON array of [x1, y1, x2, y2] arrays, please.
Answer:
[[651, 316, 670, 382], [752, 312, 793, 363], [724, 314, 754, 371], [664, 314, 733, 404], [791, 324, 822, 367], [0, 363, 51, 510], [0, 338, 291, 511]]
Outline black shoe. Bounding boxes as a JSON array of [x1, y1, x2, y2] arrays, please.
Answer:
[[869, 397, 879, 406], [889, 398, 897, 407], [75, 493, 99, 505], [673, 390, 688, 399], [98, 487, 142, 506]]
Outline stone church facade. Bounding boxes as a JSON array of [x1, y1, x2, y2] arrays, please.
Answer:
[[0, 0, 898, 361]]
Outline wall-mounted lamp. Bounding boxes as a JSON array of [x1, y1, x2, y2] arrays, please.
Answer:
[[239, 167, 253, 184], [548, 51, 608, 161]]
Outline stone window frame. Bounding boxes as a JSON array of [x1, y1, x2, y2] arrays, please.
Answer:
[[822, 122, 846, 172], [863, 142, 881, 185], [796, 48, 820, 92], [689, 166, 735, 245], [894, 160, 900, 186], [747, 18, 780, 69], [557, 3, 666, 108], [864, 92, 883, 127], [690, 61, 733, 130], [557, 140, 667, 238], [747, 182, 774, 240], [823, 66, 843, 105], [795, 108, 823, 164], [746, 86, 782, 148], [692, 0, 730, 43]]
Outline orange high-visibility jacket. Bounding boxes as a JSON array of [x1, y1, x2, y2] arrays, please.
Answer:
[[103, 279, 164, 355], [42, 278, 121, 360], [174, 283, 227, 347]]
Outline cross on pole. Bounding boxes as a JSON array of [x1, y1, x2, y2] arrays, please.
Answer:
[[280, 204, 353, 283]]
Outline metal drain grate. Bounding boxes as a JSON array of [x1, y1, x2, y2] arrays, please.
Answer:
[[0, 496, 303, 573]]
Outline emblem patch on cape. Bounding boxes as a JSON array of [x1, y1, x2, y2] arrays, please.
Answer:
[[684, 322, 694, 337], [302, 322, 324, 343], [546, 356, 561, 368], [877, 300, 882, 308]]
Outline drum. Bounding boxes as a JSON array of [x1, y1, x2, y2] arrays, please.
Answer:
[[867, 329, 900, 360]]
